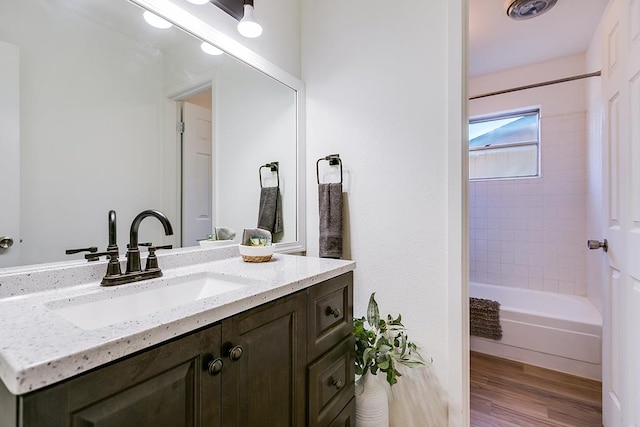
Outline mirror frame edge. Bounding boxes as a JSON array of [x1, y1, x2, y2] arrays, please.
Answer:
[[130, 0, 306, 254]]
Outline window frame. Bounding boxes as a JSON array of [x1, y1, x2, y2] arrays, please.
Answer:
[[468, 108, 541, 181]]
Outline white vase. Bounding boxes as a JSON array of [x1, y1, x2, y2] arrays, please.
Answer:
[[355, 373, 389, 427]]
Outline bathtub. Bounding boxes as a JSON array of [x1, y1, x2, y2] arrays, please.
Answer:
[[469, 282, 603, 380]]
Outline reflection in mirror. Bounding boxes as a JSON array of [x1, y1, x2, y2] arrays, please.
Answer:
[[0, 0, 299, 270]]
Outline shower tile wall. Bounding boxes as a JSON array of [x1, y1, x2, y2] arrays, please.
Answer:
[[469, 112, 588, 296]]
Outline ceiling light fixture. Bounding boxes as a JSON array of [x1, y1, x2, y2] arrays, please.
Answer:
[[142, 11, 173, 29], [201, 42, 224, 56], [186, 0, 210, 4], [237, 0, 262, 38], [505, 0, 558, 20]]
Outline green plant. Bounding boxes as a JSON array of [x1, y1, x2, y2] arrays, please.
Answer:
[[353, 293, 425, 386]]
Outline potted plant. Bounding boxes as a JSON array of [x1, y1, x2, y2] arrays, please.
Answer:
[[353, 293, 426, 426]]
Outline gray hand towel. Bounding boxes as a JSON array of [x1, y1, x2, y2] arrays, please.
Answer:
[[257, 187, 283, 234], [319, 183, 343, 259]]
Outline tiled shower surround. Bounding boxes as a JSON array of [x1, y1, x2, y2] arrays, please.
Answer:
[[469, 112, 588, 296]]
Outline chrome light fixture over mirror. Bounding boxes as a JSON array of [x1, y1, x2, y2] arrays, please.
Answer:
[[237, 0, 263, 38], [187, 0, 263, 38], [0, 0, 305, 271]]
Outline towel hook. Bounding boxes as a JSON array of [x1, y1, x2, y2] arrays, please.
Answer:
[[259, 162, 279, 188], [316, 154, 343, 184]]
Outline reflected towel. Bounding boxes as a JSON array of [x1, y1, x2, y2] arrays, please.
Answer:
[[257, 187, 283, 234], [319, 183, 343, 259]]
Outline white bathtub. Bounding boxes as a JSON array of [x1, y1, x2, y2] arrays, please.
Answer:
[[469, 282, 603, 380]]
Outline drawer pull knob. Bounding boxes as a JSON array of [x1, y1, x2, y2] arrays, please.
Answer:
[[331, 378, 344, 389], [326, 306, 341, 318], [229, 345, 244, 361], [207, 358, 224, 376]]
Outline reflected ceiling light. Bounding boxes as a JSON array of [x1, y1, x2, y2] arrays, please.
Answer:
[[237, 0, 262, 38], [143, 11, 173, 29], [201, 42, 224, 56], [186, 0, 210, 4]]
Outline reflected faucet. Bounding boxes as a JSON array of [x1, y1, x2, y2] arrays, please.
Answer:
[[107, 210, 118, 252], [125, 210, 174, 274]]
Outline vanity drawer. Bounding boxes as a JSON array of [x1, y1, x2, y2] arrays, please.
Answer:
[[307, 336, 355, 427], [307, 272, 353, 361], [329, 398, 355, 427]]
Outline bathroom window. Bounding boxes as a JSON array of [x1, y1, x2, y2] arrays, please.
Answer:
[[468, 109, 540, 180]]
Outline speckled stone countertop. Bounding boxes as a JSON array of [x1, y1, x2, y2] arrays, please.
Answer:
[[0, 248, 355, 395]]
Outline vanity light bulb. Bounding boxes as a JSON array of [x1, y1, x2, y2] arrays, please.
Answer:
[[201, 42, 224, 56], [143, 11, 172, 29], [237, 4, 263, 38], [186, 0, 210, 4]]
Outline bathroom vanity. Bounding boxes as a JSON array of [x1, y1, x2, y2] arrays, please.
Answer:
[[0, 249, 355, 426]]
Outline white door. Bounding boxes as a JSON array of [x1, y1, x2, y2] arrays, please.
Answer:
[[0, 41, 21, 268], [601, 0, 640, 425], [181, 101, 213, 247]]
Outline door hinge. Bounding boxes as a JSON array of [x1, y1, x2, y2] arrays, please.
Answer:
[[177, 121, 185, 133]]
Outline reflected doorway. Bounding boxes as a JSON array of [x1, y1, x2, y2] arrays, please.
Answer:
[[180, 89, 214, 248]]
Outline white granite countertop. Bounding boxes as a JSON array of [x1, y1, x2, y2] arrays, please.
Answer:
[[0, 251, 355, 395]]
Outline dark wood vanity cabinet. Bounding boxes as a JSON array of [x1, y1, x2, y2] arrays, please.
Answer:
[[21, 324, 223, 426], [306, 273, 355, 427], [220, 290, 307, 427], [1, 272, 354, 427]]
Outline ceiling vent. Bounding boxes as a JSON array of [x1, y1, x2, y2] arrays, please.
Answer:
[[505, 0, 558, 20]]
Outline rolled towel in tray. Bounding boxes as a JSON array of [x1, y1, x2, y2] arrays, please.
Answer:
[[318, 182, 343, 259]]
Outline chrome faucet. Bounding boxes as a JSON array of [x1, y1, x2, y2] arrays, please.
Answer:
[[125, 209, 174, 274]]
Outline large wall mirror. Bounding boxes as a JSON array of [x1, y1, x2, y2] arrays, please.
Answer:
[[0, 0, 305, 270]]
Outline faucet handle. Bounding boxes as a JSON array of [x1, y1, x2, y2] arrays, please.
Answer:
[[85, 248, 118, 261], [66, 246, 99, 261], [151, 244, 173, 251], [127, 242, 152, 249], [87, 249, 122, 282], [145, 245, 173, 271]]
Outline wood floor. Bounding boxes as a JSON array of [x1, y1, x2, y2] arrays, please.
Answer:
[[470, 352, 602, 427]]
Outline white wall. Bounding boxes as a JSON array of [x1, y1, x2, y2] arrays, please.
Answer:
[[302, 0, 466, 424], [2, 1, 169, 266], [468, 55, 591, 297]]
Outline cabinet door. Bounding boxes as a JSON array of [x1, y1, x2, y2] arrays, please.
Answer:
[[221, 291, 307, 427], [22, 324, 222, 427]]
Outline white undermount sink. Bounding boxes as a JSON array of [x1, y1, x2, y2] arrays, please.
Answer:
[[46, 272, 252, 330]]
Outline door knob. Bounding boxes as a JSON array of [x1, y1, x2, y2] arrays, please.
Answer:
[[0, 236, 14, 249], [587, 239, 608, 252]]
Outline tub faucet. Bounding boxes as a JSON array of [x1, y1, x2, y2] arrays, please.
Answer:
[[125, 209, 174, 274]]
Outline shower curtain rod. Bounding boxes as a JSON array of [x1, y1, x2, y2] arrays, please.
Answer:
[[468, 70, 601, 100]]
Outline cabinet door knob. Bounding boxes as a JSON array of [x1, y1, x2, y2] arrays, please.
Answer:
[[326, 306, 341, 318], [228, 345, 243, 361], [208, 358, 224, 376], [331, 378, 344, 389]]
